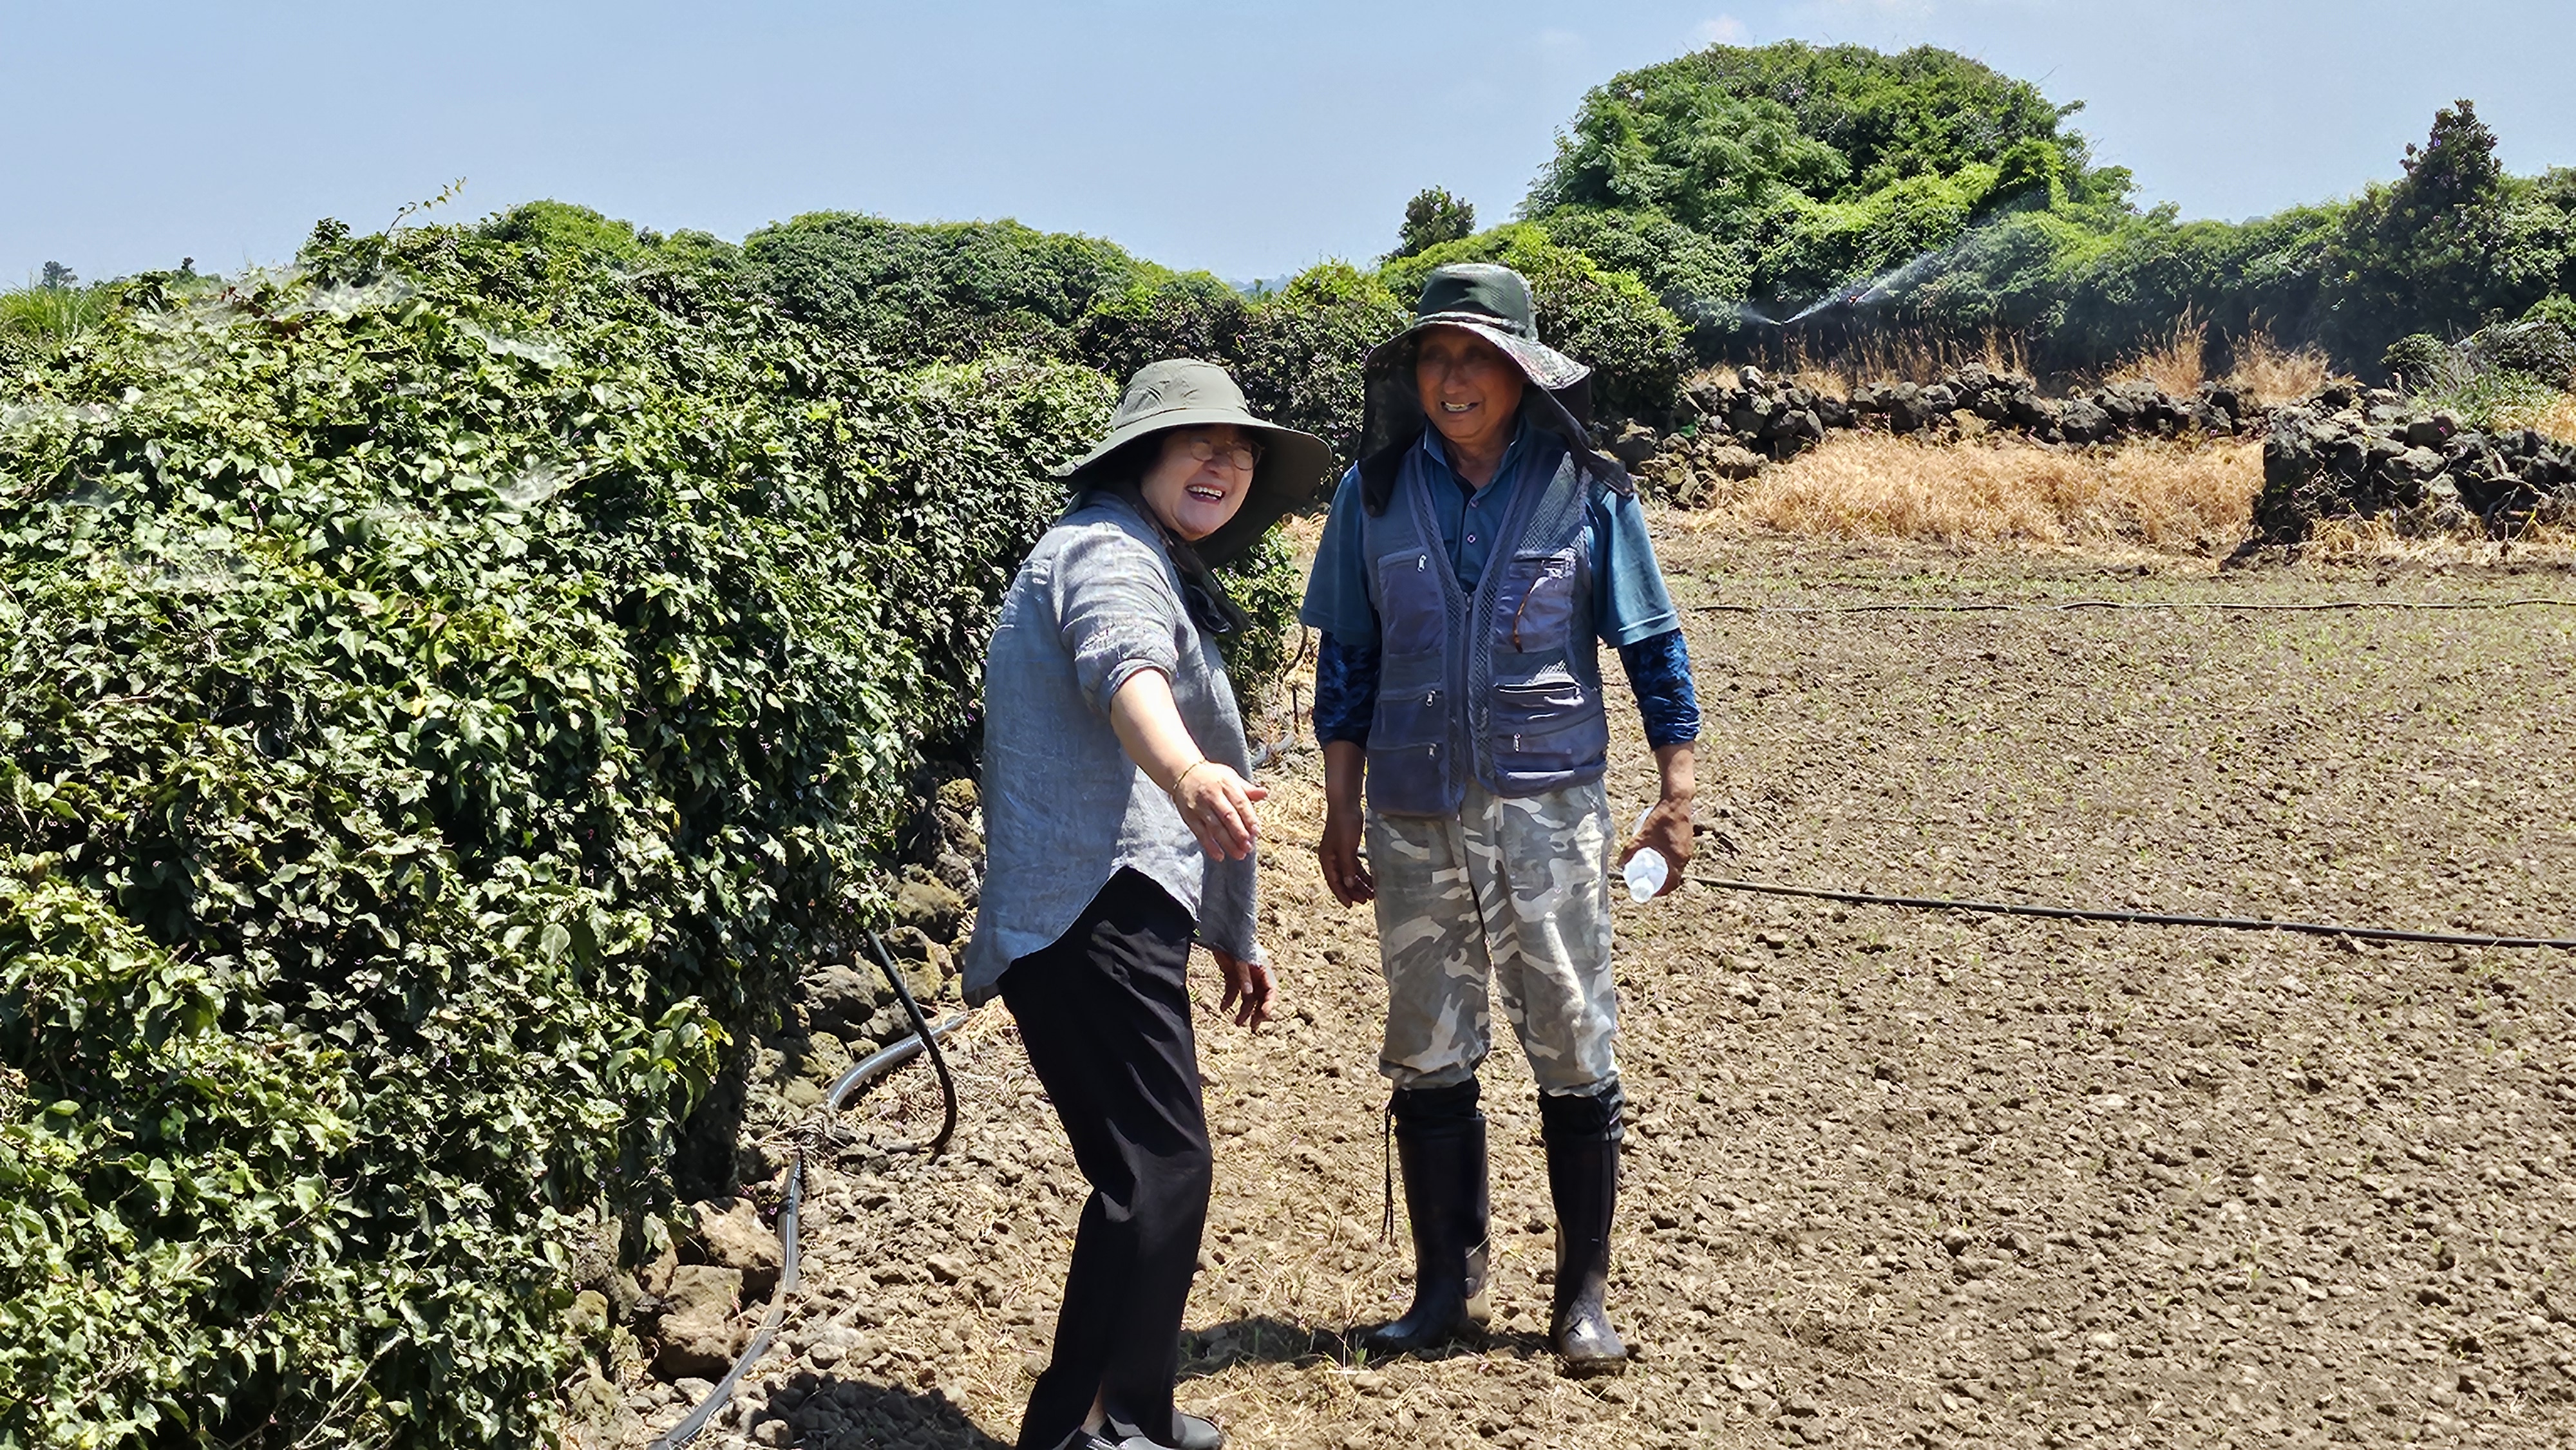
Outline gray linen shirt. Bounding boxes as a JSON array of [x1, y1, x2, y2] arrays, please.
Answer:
[[961, 494, 1262, 1005]]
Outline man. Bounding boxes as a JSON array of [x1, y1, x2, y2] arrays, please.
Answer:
[[1302, 263, 1700, 1376]]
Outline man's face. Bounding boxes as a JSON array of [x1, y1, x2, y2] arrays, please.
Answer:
[[1414, 326, 1526, 460]]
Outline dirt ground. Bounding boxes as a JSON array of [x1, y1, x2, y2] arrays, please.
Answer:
[[646, 529, 2576, 1449]]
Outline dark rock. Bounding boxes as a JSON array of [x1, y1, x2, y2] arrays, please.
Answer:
[[1698, 444, 1768, 484], [1609, 422, 1662, 467], [649, 1264, 746, 1380], [688, 1198, 782, 1301], [1887, 384, 1933, 433], [2058, 399, 2112, 444], [893, 869, 965, 940], [800, 960, 891, 1040], [1814, 393, 1853, 430], [1918, 384, 1958, 414], [880, 924, 952, 997]]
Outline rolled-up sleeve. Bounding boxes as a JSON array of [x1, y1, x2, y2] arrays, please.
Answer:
[[1051, 528, 1185, 714], [1198, 852, 1262, 965]]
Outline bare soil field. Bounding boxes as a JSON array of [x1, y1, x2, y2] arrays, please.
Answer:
[[652, 530, 2576, 1449]]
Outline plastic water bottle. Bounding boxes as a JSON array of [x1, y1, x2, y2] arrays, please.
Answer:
[[1622, 807, 1668, 902]]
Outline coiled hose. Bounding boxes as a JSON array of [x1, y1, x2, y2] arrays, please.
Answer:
[[647, 931, 963, 1450]]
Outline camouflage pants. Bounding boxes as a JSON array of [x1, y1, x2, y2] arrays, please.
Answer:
[[1367, 778, 1620, 1095]]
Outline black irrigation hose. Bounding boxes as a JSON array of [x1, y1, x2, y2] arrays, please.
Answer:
[[865, 930, 960, 1159], [647, 943, 965, 1450], [1694, 597, 2576, 616], [1686, 873, 2576, 950]]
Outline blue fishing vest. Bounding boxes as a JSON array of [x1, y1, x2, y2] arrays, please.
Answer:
[[1359, 444, 1609, 816]]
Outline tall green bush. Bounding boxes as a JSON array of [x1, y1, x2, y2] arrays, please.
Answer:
[[743, 212, 1150, 365], [0, 223, 1145, 1447], [1231, 263, 1410, 469], [1383, 223, 1685, 419]]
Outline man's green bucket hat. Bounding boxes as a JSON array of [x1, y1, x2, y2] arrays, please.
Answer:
[[1352, 263, 1622, 514], [1363, 262, 1590, 391], [1057, 357, 1332, 567]]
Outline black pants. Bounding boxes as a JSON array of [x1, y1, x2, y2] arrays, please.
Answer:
[[1001, 869, 1212, 1450]]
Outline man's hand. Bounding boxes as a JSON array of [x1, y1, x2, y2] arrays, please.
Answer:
[[1318, 804, 1374, 906], [1213, 949, 1274, 1030], [1317, 740, 1375, 907], [1615, 742, 1696, 899]]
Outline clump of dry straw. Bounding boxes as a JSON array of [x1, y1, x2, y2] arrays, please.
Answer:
[[1678, 433, 2260, 552]]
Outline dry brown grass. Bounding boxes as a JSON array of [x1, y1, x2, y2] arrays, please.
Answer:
[[2224, 330, 2336, 406], [2109, 308, 2208, 395], [1771, 327, 2029, 395], [2496, 390, 2576, 445], [1674, 432, 2260, 552], [2302, 513, 2576, 564]]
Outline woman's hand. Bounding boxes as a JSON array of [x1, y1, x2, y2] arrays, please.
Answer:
[[1106, 670, 1265, 860], [1212, 949, 1274, 1030], [1171, 760, 1267, 862]]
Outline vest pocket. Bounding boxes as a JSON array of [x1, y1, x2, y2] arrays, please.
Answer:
[[1374, 549, 1444, 656], [1369, 683, 1445, 748], [1365, 684, 1449, 816], [1494, 547, 1579, 652], [1488, 666, 1608, 788]]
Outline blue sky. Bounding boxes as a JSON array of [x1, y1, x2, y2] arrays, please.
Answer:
[[4, 0, 2571, 286]]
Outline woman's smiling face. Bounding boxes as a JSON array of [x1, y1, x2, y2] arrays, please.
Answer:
[[1139, 424, 1262, 541]]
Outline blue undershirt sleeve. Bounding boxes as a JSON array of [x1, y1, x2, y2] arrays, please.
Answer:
[[1312, 632, 1381, 748], [1297, 467, 1379, 641], [1617, 628, 1701, 749]]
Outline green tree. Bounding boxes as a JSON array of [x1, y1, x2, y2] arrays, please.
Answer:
[[2320, 100, 2571, 364], [1394, 187, 1477, 258]]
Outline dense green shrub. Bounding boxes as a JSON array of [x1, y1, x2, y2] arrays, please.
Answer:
[[1531, 207, 1752, 358], [1524, 42, 2121, 235], [1512, 44, 2575, 378], [0, 223, 1164, 1446], [1231, 263, 1410, 470], [478, 200, 742, 274], [743, 211, 1151, 365], [2381, 314, 2576, 428], [2383, 332, 2461, 391], [1383, 223, 1685, 419], [1074, 269, 1251, 386]]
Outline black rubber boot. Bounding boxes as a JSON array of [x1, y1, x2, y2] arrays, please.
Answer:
[[1358, 1079, 1490, 1357], [1104, 1410, 1222, 1450], [1540, 1084, 1629, 1377]]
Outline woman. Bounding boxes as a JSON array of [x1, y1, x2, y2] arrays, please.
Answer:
[[964, 358, 1329, 1450]]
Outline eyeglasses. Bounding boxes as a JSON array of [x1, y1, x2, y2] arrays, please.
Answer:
[[1179, 435, 1264, 473]]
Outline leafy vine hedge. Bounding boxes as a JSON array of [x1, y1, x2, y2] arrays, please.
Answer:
[[0, 221, 1313, 1446]]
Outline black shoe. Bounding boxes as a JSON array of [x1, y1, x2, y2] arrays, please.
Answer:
[[1540, 1086, 1630, 1377], [1104, 1411, 1223, 1450], [1358, 1080, 1490, 1357], [1048, 1431, 1156, 1450]]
